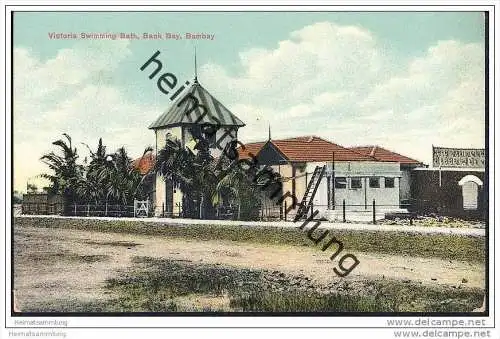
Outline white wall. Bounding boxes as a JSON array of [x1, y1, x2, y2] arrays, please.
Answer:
[[156, 126, 182, 151], [331, 161, 401, 211], [301, 161, 402, 216], [399, 168, 412, 201]]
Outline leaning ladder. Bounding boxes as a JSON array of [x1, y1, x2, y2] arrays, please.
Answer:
[[294, 165, 326, 221]]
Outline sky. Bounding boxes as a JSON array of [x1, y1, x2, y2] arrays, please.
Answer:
[[13, 11, 486, 192]]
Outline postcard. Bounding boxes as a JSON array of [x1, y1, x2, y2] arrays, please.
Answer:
[[5, 5, 495, 338]]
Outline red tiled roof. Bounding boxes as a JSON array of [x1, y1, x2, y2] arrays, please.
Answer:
[[271, 136, 374, 162], [132, 151, 156, 175], [349, 145, 421, 164], [237, 136, 375, 162], [237, 141, 266, 160]]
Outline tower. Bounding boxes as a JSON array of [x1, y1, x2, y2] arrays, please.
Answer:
[[148, 70, 245, 217]]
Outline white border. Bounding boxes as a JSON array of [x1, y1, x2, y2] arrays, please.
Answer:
[[2, 2, 496, 333]]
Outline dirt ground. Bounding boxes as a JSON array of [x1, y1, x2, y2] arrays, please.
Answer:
[[13, 225, 485, 311]]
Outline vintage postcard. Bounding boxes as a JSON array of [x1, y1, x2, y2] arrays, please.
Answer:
[[5, 4, 496, 338]]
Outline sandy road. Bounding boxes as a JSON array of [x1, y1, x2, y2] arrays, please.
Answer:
[[13, 225, 485, 310]]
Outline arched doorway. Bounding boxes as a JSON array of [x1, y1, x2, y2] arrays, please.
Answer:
[[458, 175, 483, 210]]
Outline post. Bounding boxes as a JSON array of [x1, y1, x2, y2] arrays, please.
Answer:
[[372, 199, 376, 225], [311, 201, 314, 219], [342, 199, 346, 223], [87, 204, 90, 217], [284, 200, 287, 221], [74, 203, 76, 216], [332, 151, 335, 210], [162, 202, 165, 217], [410, 214, 413, 225], [364, 177, 368, 210], [105, 202, 108, 216]]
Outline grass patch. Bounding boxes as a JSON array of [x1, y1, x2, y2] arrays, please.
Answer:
[[25, 256, 480, 313], [21, 256, 484, 313], [16, 217, 485, 263]]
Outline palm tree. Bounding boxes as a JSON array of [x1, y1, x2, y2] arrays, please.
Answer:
[[97, 146, 143, 206], [40, 133, 83, 207], [154, 134, 221, 218], [80, 138, 110, 203], [154, 136, 197, 193], [213, 157, 261, 220]]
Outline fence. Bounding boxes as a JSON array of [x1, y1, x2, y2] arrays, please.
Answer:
[[157, 202, 242, 220], [69, 204, 134, 217], [283, 200, 415, 225], [69, 200, 150, 218]]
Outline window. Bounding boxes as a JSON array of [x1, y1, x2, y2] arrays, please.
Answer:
[[369, 177, 380, 188], [385, 177, 395, 188], [204, 131, 217, 148], [201, 125, 218, 148], [350, 177, 362, 189], [335, 177, 347, 189]]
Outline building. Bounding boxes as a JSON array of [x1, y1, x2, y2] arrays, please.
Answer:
[[348, 146, 423, 205], [148, 77, 245, 216], [239, 136, 421, 220]]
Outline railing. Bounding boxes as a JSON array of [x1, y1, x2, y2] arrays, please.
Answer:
[[284, 200, 414, 224], [69, 203, 135, 217], [67, 200, 150, 218], [156, 203, 241, 220]]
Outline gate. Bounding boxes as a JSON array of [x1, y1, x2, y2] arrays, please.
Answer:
[[134, 199, 149, 217]]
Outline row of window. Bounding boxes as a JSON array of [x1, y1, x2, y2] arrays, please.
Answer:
[[334, 177, 395, 189]]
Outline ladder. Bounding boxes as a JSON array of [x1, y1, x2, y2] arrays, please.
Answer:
[[294, 165, 326, 221]]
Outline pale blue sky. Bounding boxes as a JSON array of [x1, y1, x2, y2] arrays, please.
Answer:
[[14, 12, 484, 104], [13, 11, 486, 191]]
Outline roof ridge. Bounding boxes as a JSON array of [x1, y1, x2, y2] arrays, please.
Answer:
[[365, 144, 420, 162], [350, 144, 421, 163], [269, 136, 375, 161]]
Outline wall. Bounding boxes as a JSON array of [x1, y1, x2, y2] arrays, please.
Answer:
[[330, 161, 401, 210], [399, 167, 412, 202], [400, 164, 420, 204], [156, 126, 182, 151], [281, 161, 402, 218], [22, 193, 64, 215], [411, 168, 486, 218]]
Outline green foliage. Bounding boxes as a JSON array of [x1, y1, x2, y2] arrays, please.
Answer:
[[67, 257, 482, 312], [40, 134, 148, 206], [213, 157, 262, 220], [18, 218, 486, 263], [39, 133, 83, 200], [154, 134, 261, 219]]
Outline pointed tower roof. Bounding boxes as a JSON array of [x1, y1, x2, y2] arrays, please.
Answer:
[[148, 82, 245, 130]]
